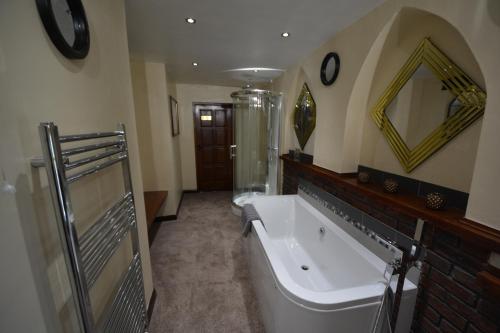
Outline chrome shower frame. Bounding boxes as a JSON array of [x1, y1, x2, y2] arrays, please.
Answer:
[[230, 89, 282, 214]]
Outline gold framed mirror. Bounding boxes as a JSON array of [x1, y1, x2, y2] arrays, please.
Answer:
[[371, 38, 486, 172], [294, 83, 316, 150]]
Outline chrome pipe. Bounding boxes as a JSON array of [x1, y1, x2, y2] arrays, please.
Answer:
[[79, 193, 132, 246], [84, 215, 133, 275], [118, 123, 149, 328], [59, 131, 124, 143], [98, 256, 136, 333], [103, 255, 144, 333], [116, 271, 142, 333], [61, 140, 123, 157], [65, 147, 125, 170], [36, 123, 95, 332], [81, 208, 133, 265], [105, 266, 136, 333], [66, 154, 127, 183], [80, 207, 133, 263], [84, 216, 134, 287]]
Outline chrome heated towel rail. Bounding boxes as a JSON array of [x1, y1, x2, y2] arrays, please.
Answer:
[[32, 122, 148, 333]]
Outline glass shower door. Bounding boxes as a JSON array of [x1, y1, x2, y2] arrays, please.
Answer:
[[231, 90, 281, 211]]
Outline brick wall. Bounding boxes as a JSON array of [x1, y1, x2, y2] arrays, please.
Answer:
[[282, 160, 500, 333]]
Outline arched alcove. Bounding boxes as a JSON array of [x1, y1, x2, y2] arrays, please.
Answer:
[[349, 6, 485, 193]]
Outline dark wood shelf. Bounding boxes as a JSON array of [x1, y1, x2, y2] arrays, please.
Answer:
[[281, 155, 500, 252], [144, 191, 168, 229]]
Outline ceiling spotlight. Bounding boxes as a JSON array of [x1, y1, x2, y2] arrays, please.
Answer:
[[192, 62, 198, 66], [281, 32, 290, 38], [185, 17, 196, 24]]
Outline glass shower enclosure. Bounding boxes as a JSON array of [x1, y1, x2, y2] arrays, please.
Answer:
[[231, 89, 281, 214]]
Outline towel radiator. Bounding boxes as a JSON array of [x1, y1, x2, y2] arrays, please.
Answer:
[[31, 122, 148, 333]]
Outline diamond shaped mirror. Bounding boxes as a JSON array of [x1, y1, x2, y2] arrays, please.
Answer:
[[371, 38, 486, 172], [294, 83, 316, 150]]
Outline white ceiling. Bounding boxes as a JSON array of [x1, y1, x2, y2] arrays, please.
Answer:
[[125, 0, 385, 87]]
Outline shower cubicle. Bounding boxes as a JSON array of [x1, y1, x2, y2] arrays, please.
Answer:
[[230, 89, 281, 214]]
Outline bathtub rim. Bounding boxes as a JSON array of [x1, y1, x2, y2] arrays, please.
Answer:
[[251, 220, 387, 311]]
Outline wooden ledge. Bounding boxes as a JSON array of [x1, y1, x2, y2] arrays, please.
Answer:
[[281, 155, 500, 252]]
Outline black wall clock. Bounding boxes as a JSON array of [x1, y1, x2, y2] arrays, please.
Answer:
[[320, 52, 340, 86], [36, 0, 90, 59]]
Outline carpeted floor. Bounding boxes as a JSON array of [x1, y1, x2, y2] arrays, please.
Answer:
[[148, 191, 265, 333]]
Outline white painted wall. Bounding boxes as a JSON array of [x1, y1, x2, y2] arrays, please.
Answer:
[[0, 0, 153, 331], [176, 84, 240, 190]]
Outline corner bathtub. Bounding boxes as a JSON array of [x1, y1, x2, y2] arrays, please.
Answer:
[[246, 195, 417, 333]]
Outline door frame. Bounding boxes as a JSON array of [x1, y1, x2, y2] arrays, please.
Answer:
[[192, 102, 234, 191]]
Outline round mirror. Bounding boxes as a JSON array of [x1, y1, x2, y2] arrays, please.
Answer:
[[320, 52, 340, 86], [36, 0, 90, 59]]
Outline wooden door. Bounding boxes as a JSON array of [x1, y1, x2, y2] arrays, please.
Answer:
[[194, 103, 233, 191]]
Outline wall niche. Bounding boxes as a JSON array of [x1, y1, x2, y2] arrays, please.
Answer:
[[359, 7, 486, 194]]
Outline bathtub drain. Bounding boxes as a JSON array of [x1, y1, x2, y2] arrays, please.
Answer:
[[301, 265, 309, 271]]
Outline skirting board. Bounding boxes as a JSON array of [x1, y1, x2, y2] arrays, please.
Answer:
[[147, 289, 157, 324], [155, 215, 177, 222]]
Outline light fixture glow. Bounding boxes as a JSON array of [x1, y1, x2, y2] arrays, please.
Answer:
[[281, 32, 290, 38], [185, 17, 196, 24], [253, 69, 259, 73], [192, 62, 198, 67]]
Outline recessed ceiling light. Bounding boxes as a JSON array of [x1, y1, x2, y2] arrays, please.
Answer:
[[281, 32, 290, 38], [192, 62, 198, 66], [185, 17, 196, 24]]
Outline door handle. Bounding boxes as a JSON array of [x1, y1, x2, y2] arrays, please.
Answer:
[[229, 145, 236, 160]]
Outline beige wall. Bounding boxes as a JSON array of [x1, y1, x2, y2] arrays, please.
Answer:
[[0, 0, 153, 332], [176, 84, 240, 190], [274, 0, 500, 229], [272, 66, 316, 156], [130, 60, 183, 215]]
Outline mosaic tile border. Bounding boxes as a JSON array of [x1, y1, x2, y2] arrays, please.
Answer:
[[298, 179, 423, 261]]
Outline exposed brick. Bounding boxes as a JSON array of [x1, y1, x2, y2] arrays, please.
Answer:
[[421, 225, 435, 247], [466, 324, 482, 333], [398, 219, 417, 237], [451, 266, 480, 292], [429, 268, 478, 306], [421, 262, 431, 275], [365, 206, 398, 228], [460, 240, 491, 262], [426, 280, 447, 301], [434, 229, 460, 247], [477, 298, 500, 326], [445, 294, 498, 333], [433, 240, 485, 274], [426, 250, 453, 274], [440, 319, 461, 333], [420, 317, 441, 333], [427, 293, 467, 331], [423, 305, 441, 325]]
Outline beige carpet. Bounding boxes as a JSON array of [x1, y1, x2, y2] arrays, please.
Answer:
[[148, 191, 265, 333]]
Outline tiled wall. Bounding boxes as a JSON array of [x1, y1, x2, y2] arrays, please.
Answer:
[[282, 160, 499, 333]]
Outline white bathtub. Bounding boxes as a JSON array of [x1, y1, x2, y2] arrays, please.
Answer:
[[246, 195, 417, 333]]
